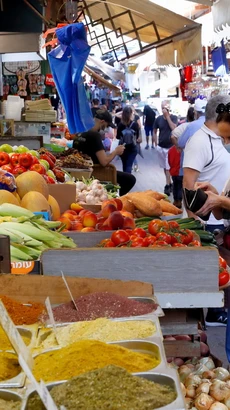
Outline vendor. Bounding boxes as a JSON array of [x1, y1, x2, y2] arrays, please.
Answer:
[[52, 110, 136, 196]]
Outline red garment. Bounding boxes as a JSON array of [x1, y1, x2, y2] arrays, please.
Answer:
[[168, 146, 181, 177]]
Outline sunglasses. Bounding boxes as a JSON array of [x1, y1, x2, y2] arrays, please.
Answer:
[[216, 103, 230, 114]]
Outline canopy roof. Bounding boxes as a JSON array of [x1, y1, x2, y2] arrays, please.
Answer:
[[80, 0, 202, 65]]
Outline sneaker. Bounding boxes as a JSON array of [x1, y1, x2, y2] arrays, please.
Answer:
[[145, 145, 149, 150], [164, 185, 171, 196], [205, 311, 228, 327], [134, 165, 139, 172], [151, 145, 154, 149], [169, 183, 173, 193]]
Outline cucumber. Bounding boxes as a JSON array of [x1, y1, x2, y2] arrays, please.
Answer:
[[176, 218, 196, 224]]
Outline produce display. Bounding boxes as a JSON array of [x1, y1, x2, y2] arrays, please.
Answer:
[[0, 203, 76, 262], [178, 357, 230, 410], [42, 292, 157, 322], [0, 296, 45, 325], [0, 352, 21, 381], [120, 190, 183, 217], [54, 148, 93, 169], [33, 340, 160, 382], [75, 178, 119, 205], [26, 365, 177, 410], [36, 318, 156, 350]]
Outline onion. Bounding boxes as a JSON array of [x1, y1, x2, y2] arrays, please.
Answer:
[[185, 397, 194, 409], [184, 374, 202, 387], [174, 334, 191, 341], [196, 382, 211, 395], [187, 364, 195, 371], [194, 393, 214, 410], [226, 380, 230, 388], [178, 365, 193, 383], [173, 358, 184, 366], [195, 364, 209, 376], [186, 385, 197, 398], [209, 380, 230, 401], [213, 368, 230, 381], [223, 395, 230, 408], [201, 342, 210, 356], [209, 402, 228, 410], [180, 382, 186, 397], [199, 357, 215, 371], [167, 357, 174, 363], [202, 371, 216, 380], [164, 336, 176, 340]]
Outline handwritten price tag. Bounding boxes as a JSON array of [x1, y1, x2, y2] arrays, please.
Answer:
[[61, 271, 78, 310], [0, 301, 33, 368], [45, 297, 59, 344]]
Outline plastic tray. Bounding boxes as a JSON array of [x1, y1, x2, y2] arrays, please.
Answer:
[[0, 389, 22, 406]]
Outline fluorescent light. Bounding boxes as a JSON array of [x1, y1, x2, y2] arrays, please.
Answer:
[[2, 52, 44, 62]]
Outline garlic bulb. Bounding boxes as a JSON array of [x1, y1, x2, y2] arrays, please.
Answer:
[[196, 382, 211, 395], [178, 365, 193, 383], [195, 364, 209, 376], [186, 385, 197, 398], [185, 397, 193, 409], [194, 393, 214, 410], [209, 402, 228, 410], [202, 371, 216, 380], [199, 358, 216, 371], [180, 382, 186, 397], [213, 368, 229, 381], [184, 374, 202, 388], [209, 380, 230, 401]]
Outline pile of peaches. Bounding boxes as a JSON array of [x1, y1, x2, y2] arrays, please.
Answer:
[[59, 198, 135, 232]]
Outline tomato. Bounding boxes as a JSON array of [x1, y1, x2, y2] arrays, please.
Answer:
[[142, 236, 156, 247], [12, 165, 27, 176], [219, 270, 229, 287], [168, 221, 180, 230], [152, 240, 171, 247], [131, 237, 144, 247], [0, 164, 13, 173], [172, 243, 187, 247], [133, 228, 147, 238], [219, 256, 228, 269], [181, 229, 194, 245], [188, 240, 201, 247], [156, 232, 172, 244], [18, 153, 33, 169], [111, 230, 130, 246], [171, 233, 184, 245], [0, 152, 10, 166], [10, 153, 20, 167], [125, 229, 133, 236], [148, 220, 169, 235], [104, 240, 116, 248]]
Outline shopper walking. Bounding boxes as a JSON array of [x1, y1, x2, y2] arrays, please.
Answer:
[[168, 145, 183, 208], [153, 101, 178, 196], [178, 99, 207, 149], [183, 95, 230, 326], [131, 106, 142, 172], [117, 106, 139, 174], [143, 105, 156, 149], [91, 98, 100, 117]]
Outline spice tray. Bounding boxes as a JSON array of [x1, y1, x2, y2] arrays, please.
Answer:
[[21, 381, 64, 410], [111, 316, 163, 341], [109, 338, 168, 374], [0, 389, 23, 407], [0, 352, 26, 388], [134, 370, 186, 410], [129, 296, 164, 317]]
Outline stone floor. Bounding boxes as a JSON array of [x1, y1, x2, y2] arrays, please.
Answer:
[[114, 139, 229, 367]]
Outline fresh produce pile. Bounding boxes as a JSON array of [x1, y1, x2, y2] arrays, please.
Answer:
[[54, 148, 93, 169], [218, 256, 230, 287], [60, 199, 135, 232], [99, 218, 216, 249], [120, 190, 182, 218], [75, 178, 119, 205], [0, 203, 76, 262], [177, 357, 230, 410]]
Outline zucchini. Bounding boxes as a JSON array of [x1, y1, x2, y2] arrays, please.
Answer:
[[176, 218, 196, 224]]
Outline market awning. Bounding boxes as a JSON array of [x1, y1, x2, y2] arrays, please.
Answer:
[[212, 0, 230, 32], [80, 0, 202, 65]]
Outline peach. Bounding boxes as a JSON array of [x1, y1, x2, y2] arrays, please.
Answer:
[[123, 216, 135, 230], [121, 211, 134, 219], [58, 216, 72, 231], [70, 203, 84, 213], [79, 209, 89, 219], [107, 211, 124, 230], [82, 211, 98, 228], [114, 198, 123, 211], [81, 227, 96, 232], [71, 221, 84, 231], [62, 212, 76, 221], [65, 209, 77, 215], [101, 204, 117, 218], [101, 199, 117, 210]]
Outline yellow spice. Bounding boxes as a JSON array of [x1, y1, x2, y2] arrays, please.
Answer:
[[0, 327, 31, 351], [36, 318, 156, 350], [33, 340, 159, 382], [0, 352, 21, 381]]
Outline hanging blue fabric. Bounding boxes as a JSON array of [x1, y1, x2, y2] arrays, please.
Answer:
[[48, 23, 94, 134]]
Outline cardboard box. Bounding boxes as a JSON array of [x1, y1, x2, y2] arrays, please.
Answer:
[[48, 184, 76, 213]]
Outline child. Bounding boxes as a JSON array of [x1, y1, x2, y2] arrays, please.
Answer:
[[168, 145, 183, 208]]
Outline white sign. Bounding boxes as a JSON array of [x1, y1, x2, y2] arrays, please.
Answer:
[[61, 271, 78, 310], [18, 355, 59, 410], [45, 297, 59, 344], [0, 301, 33, 368]]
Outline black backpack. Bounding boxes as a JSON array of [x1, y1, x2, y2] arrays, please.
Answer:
[[121, 122, 136, 146]]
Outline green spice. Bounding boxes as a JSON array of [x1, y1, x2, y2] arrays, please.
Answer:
[[0, 398, 21, 410], [26, 365, 177, 410]]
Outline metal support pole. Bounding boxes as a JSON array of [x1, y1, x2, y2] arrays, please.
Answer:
[[0, 235, 11, 273]]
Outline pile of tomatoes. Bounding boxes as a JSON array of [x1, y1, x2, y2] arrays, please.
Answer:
[[99, 219, 201, 248], [219, 256, 230, 287]]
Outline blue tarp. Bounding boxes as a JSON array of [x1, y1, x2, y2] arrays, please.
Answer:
[[48, 23, 94, 134]]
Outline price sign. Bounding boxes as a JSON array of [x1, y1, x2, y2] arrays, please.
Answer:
[[0, 301, 33, 368], [45, 297, 59, 344], [61, 271, 78, 310], [18, 355, 59, 410]]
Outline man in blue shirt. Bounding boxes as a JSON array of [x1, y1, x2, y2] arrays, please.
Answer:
[[178, 98, 207, 149]]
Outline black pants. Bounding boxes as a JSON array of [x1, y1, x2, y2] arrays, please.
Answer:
[[172, 176, 183, 201], [117, 171, 136, 196]]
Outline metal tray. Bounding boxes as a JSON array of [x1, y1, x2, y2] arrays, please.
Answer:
[[0, 352, 26, 389], [21, 381, 64, 410], [23, 370, 185, 410], [128, 296, 164, 317], [0, 389, 22, 407]]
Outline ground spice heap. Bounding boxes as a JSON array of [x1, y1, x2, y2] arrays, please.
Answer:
[[0, 352, 21, 381], [0, 326, 31, 351], [0, 296, 45, 325], [27, 365, 177, 410], [33, 340, 159, 382], [44, 292, 156, 323], [37, 318, 156, 350], [0, 398, 21, 410]]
